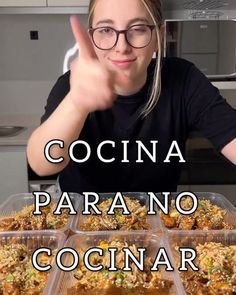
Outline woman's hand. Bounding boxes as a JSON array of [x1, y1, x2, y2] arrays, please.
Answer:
[[27, 16, 130, 176], [68, 16, 129, 114]]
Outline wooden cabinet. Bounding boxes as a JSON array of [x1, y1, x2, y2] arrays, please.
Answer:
[[0, 146, 28, 202], [47, 0, 89, 6], [0, 0, 46, 6]]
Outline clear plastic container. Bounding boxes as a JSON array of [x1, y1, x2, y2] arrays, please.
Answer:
[[0, 230, 66, 295], [0, 192, 81, 233], [167, 231, 236, 295], [155, 192, 236, 233], [71, 192, 162, 234], [51, 232, 183, 295]]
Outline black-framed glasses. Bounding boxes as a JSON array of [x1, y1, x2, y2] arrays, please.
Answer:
[[88, 24, 156, 50]]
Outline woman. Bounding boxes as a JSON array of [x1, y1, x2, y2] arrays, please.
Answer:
[[27, 0, 236, 193]]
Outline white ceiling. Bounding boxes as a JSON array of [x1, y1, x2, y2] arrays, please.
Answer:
[[163, 0, 236, 10]]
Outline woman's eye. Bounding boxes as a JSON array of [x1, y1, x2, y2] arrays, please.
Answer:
[[130, 26, 148, 33], [98, 28, 113, 34]]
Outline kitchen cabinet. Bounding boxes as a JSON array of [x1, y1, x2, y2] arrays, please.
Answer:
[[181, 53, 217, 76], [165, 20, 236, 77], [0, 0, 89, 13], [0, 146, 28, 203], [47, 0, 89, 6], [180, 21, 218, 53], [0, 0, 90, 8], [0, 0, 46, 6]]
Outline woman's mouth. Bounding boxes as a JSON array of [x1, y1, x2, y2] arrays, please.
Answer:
[[110, 58, 136, 69]]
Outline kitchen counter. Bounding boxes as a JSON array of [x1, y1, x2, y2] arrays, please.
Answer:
[[212, 81, 236, 90], [0, 114, 40, 146], [0, 114, 41, 196]]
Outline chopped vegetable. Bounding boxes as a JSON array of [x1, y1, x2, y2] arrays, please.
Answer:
[[69, 240, 173, 294], [0, 203, 68, 231], [179, 242, 236, 295], [81, 196, 150, 231], [160, 197, 234, 230], [0, 243, 54, 295]]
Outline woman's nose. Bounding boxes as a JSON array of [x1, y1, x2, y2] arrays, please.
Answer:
[[114, 33, 132, 53]]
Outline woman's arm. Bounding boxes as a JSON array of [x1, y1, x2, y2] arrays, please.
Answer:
[[221, 138, 236, 165], [27, 93, 88, 176], [27, 16, 129, 176]]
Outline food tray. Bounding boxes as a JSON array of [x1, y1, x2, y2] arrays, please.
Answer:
[[71, 192, 162, 234], [51, 232, 183, 295], [0, 230, 66, 295], [155, 192, 236, 234], [167, 231, 236, 295], [0, 192, 81, 233]]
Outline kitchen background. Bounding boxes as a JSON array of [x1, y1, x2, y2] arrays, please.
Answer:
[[0, 0, 235, 204]]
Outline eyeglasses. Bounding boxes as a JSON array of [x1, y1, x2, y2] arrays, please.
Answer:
[[88, 24, 156, 50]]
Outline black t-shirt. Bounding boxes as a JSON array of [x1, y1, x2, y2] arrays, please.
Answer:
[[41, 57, 236, 193]]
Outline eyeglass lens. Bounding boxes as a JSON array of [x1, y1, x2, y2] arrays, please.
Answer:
[[92, 25, 153, 49]]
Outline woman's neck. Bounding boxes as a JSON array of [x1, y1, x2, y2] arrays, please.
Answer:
[[116, 73, 147, 96]]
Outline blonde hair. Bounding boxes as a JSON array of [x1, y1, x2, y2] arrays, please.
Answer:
[[88, 0, 163, 117]]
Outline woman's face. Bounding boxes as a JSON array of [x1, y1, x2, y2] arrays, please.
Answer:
[[91, 0, 157, 93]]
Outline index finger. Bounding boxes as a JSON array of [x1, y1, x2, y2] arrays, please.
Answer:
[[70, 15, 97, 60]]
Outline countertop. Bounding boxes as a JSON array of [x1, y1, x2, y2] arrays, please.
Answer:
[[0, 114, 40, 146], [0, 115, 216, 149]]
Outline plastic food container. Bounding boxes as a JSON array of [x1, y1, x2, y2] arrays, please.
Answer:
[[155, 192, 236, 234], [0, 230, 66, 295], [51, 232, 183, 295], [167, 231, 236, 295], [71, 192, 162, 234], [0, 192, 81, 233]]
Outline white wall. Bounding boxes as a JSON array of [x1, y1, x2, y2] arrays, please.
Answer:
[[0, 12, 235, 117], [0, 14, 87, 116], [0, 80, 54, 115]]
